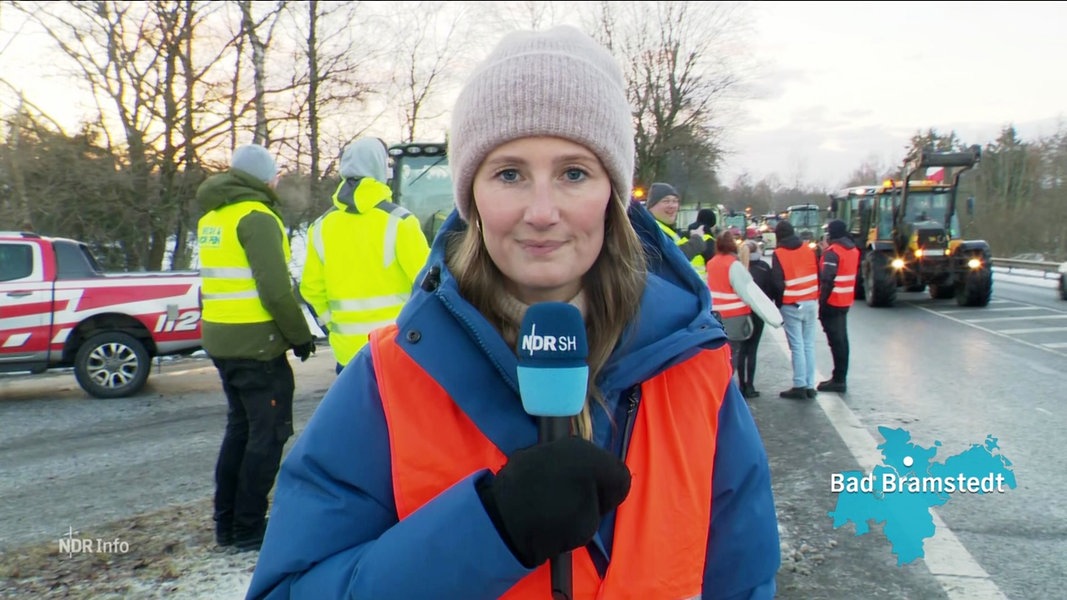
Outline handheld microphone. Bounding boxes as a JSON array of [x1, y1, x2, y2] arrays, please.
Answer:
[[516, 301, 588, 600]]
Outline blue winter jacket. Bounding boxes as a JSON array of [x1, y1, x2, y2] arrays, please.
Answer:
[[245, 205, 780, 599]]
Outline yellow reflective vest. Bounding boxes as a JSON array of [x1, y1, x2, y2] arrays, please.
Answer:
[[198, 201, 290, 324], [656, 220, 705, 274], [300, 177, 430, 366]]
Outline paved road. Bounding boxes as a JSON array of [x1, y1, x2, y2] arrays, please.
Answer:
[[758, 278, 1065, 599], [0, 350, 338, 552]]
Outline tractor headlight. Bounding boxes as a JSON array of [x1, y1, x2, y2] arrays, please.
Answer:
[[968, 258, 982, 269], [914, 248, 924, 258], [891, 258, 905, 270]]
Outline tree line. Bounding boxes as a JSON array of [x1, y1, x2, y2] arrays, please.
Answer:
[[1, 1, 1063, 269]]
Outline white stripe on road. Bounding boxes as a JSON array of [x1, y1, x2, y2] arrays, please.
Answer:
[[769, 329, 1007, 600], [997, 327, 1067, 335], [912, 305, 1067, 358], [965, 314, 1067, 323], [1042, 342, 1067, 349], [939, 306, 1045, 314]]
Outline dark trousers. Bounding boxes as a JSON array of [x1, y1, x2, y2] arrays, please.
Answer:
[[212, 353, 295, 537], [819, 305, 850, 382], [735, 317, 766, 390]]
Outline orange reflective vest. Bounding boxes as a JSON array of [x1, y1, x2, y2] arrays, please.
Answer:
[[707, 254, 752, 319], [821, 243, 860, 308], [369, 324, 734, 599], [773, 245, 819, 304]]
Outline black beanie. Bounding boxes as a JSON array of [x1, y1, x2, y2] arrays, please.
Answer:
[[827, 219, 847, 240], [696, 208, 717, 228], [775, 220, 795, 239]]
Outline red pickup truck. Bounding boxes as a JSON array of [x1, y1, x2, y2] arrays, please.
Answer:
[[0, 231, 203, 398]]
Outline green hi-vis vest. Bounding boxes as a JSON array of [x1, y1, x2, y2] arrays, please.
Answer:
[[198, 201, 290, 324]]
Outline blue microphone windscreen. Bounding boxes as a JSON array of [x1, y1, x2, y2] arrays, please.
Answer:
[[516, 302, 589, 417]]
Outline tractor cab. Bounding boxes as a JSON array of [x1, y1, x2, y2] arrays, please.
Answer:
[[387, 142, 453, 244]]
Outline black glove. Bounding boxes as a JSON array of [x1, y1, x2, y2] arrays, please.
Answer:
[[291, 340, 315, 362], [476, 436, 632, 568]]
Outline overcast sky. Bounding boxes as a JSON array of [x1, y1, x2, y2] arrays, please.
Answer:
[[2, 2, 1065, 192], [722, 1, 1067, 189]]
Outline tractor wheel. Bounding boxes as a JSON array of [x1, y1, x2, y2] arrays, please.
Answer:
[[956, 265, 993, 307], [864, 253, 897, 307], [74, 331, 151, 398]]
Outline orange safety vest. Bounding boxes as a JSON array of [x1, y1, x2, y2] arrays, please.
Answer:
[[369, 324, 734, 600], [706, 254, 752, 319], [774, 245, 819, 304], [821, 243, 860, 308]]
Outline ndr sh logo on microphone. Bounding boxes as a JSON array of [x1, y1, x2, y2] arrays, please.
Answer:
[[521, 324, 579, 355]]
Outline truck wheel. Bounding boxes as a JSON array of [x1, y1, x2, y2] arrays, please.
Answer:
[[864, 253, 897, 307], [956, 265, 993, 307], [74, 331, 151, 398]]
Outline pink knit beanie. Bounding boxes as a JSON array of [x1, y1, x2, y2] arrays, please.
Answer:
[[448, 25, 635, 221]]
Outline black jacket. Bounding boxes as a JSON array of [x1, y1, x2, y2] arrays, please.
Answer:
[[819, 236, 858, 306]]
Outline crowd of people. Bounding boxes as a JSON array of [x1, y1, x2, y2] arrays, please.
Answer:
[[193, 23, 859, 600]]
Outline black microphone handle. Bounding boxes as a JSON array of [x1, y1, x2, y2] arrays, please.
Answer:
[[537, 416, 574, 600], [538, 416, 572, 444]]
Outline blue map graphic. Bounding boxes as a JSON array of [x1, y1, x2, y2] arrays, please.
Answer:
[[827, 426, 1017, 565]]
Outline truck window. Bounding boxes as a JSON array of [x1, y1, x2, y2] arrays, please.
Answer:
[[54, 241, 102, 279], [0, 243, 33, 281]]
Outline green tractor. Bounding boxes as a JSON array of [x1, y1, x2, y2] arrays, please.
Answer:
[[829, 145, 992, 308], [784, 203, 824, 251], [387, 142, 454, 245]]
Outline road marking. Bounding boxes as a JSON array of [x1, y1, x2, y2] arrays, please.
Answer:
[[911, 304, 1067, 358], [769, 329, 1007, 600], [939, 306, 1044, 314], [1036, 407, 1053, 416], [1043, 342, 1067, 349], [965, 314, 1067, 323], [997, 327, 1067, 335]]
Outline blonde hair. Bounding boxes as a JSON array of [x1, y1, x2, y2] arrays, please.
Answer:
[[446, 191, 646, 440]]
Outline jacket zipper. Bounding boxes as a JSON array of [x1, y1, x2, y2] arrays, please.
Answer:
[[618, 386, 641, 460]]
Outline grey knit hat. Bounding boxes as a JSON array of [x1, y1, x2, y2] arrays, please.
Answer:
[[449, 25, 635, 221], [231, 144, 278, 184], [646, 182, 680, 209]]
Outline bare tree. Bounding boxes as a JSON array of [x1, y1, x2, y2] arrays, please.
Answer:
[[385, 2, 472, 143], [587, 1, 752, 197]]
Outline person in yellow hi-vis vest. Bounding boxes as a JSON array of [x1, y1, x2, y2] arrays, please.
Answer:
[[300, 137, 430, 374], [196, 143, 316, 553], [645, 182, 706, 272]]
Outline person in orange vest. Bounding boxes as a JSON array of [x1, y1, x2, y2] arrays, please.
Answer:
[[816, 219, 860, 393], [706, 231, 782, 396], [246, 25, 779, 600], [771, 219, 820, 400]]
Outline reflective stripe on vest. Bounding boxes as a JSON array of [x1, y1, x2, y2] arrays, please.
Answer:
[[369, 325, 732, 599], [821, 243, 860, 307], [706, 254, 752, 319], [774, 245, 819, 303], [198, 201, 290, 323], [655, 219, 683, 245], [312, 201, 413, 270]]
